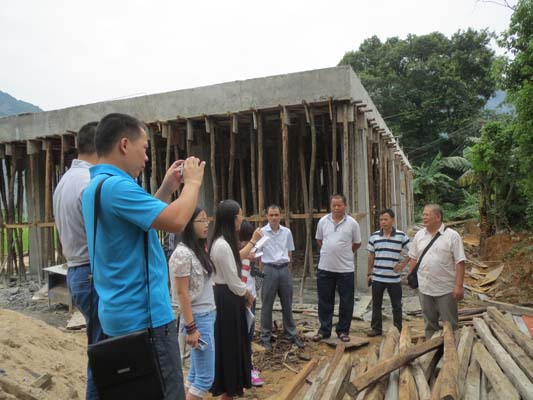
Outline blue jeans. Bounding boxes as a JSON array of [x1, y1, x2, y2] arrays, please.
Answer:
[[180, 310, 216, 398], [67, 265, 104, 400], [153, 321, 186, 400], [317, 269, 355, 337]]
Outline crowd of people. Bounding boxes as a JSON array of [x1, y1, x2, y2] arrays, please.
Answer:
[[53, 113, 466, 400]]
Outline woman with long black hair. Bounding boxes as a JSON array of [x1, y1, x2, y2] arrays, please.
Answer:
[[169, 207, 215, 400], [209, 200, 262, 399]]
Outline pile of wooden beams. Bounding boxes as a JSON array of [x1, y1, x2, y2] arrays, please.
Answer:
[[272, 304, 533, 399]]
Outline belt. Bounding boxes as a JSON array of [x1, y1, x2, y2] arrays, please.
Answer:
[[265, 262, 289, 269]]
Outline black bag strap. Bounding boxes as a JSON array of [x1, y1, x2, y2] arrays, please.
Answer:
[[89, 176, 153, 343], [412, 226, 447, 276]]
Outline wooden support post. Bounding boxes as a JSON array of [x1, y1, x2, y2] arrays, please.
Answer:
[[342, 104, 349, 198], [472, 342, 520, 400], [399, 324, 418, 400], [250, 115, 258, 215], [348, 335, 443, 395], [44, 140, 53, 267], [186, 119, 194, 156], [431, 322, 459, 400], [485, 314, 533, 381], [7, 155, 16, 278], [16, 168, 25, 279], [228, 115, 236, 200], [239, 153, 247, 215], [164, 123, 172, 171], [487, 306, 533, 358], [59, 135, 65, 175], [149, 126, 158, 194], [473, 318, 533, 400], [257, 112, 265, 216], [298, 119, 312, 298], [304, 103, 317, 281], [281, 107, 290, 229], [207, 118, 218, 211], [331, 104, 337, 194]]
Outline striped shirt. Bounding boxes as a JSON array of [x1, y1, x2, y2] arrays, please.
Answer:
[[367, 228, 410, 283]]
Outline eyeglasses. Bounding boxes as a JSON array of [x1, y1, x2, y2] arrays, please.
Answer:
[[193, 219, 209, 225]]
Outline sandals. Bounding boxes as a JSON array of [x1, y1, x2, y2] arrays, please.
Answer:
[[338, 333, 351, 342], [312, 333, 324, 342]]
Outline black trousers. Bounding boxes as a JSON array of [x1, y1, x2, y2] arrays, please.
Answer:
[[317, 269, 354, 337], [371, 280, 402, 333]]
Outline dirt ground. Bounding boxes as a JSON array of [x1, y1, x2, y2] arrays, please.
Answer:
[[1, 223, 532, 399]]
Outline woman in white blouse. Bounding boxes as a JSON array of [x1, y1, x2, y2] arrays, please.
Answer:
[[209, 200, 262, 399], [169, 207, 215, 400]]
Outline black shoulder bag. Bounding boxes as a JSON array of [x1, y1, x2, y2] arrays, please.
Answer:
[[87, 177, 165, 400], [407, 227, 446, 289]]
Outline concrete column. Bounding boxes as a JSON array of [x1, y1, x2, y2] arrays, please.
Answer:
[[354, 116, 371, 291]]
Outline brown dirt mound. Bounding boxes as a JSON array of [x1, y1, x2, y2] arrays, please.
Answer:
[[0, 309, 86, 399]]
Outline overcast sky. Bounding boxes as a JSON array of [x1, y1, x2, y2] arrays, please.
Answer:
[[0, 0, 515, 111]]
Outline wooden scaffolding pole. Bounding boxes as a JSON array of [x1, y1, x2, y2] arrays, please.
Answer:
[[207, 118, 218, 212], [228, 114, 237, 200], [342, 104, 349, 198], [331, 101, 337, 194], [281, 106, 290, 229], [298, 118, 312, 299], [149, 126, 158, 194], [250, 113, 258, 215], [257, 112, 265, 215]]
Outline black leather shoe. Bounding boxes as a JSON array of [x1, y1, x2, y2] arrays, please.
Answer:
[[367, 330, 382, 337]]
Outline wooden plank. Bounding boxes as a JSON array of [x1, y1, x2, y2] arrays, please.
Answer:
[[281, 106, 290, 230], [322, 336, 369, 350], [512, 314, 531, 337], [487, 315, 533, 381], [472, 342, 519, 400], [331, 103, 337, 193], [463, 354, 481, 400], [473, 317, 533, 400], [478, 265, 504, 286], [456, 326, 475, 398], [257, 112, 264, 215], [399, 324, 418, 400], [430, 322, 458, 400], [487, 306, 533, 358], [209, 119, 218, 211], [342, 103, 349, 198], [484, 299, 533, 316], [228, 118, 236, 199], [267, 359, 318, 400], [250, 118, 258, 214], [322, 353, 353, 400]]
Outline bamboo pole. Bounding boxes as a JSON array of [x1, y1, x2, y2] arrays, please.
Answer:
[[257, 112, 265, 216], [298, 118, 312, 299], [250, 115, 258, 215], [304, 103, 316, 280], [281, 106, 290, 229]]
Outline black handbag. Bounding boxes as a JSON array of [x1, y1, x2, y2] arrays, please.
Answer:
[[407, 227, 446, 289], [87, 177, 165, 400]]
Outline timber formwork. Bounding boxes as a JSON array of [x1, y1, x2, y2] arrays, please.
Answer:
[[0, 66, 413, 291]]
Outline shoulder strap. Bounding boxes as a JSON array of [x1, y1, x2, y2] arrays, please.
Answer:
[[413, 226, 447, 273]]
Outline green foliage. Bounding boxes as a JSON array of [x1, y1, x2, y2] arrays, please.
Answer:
[[442, 190, 480, 221], [339, 29, 496, 164]]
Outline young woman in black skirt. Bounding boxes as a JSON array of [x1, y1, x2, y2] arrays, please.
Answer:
[[209, 200, 262, 399]]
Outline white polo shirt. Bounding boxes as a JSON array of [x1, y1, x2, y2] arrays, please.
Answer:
[[408, 224, 466, 297], [316, 214, 361, 273], [260, 224, 295, 264]]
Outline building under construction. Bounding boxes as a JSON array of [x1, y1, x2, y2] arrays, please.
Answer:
[[0, 66, 414, 291]]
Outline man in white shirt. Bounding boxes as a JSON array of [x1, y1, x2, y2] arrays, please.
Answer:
[[408, 204, 466, 338], [313, 194, 361, 342], [53, 122, 102, 400], [260, 205, 304, 350]]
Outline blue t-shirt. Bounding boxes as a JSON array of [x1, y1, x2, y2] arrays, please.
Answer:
[[81, 164, 173, 336]]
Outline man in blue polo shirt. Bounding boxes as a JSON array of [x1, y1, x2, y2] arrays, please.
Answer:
[[81, 113, 205, 400], [367, 209, 410, 337]]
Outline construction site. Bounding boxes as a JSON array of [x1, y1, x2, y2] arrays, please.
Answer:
[[1, 66, 532, 400]]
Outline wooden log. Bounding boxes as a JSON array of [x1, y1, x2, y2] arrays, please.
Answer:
[[342, 103, 349, 197], [483, 299, 533, 316], [298, 118, 312, 299], [418, 332, 443, 382], [149, 126, 158, 194], [411, 360, 430, 400], [480, 371, 488, 400], [304, 359, 332, 400], [354, 346, 379, 400], [456, 326, 475, 397], [386, 341, 400, 400], [250, 117, 258, 215], [164, 123, 171, 171], [430, 322, 458, 400], [362, 327, 400, 399], [322, 353, 353, 400], [348, 335, 443, 395], [487, 306, 533, 358], [485, 314, 533, 381], [267, 359, 318, 400], [472, 341, 519, 400], [305, 103, 317, 280], [0, 376, 40, 400], [209, 119, 218, 211], [281, 106, 290, 229], [305, 344, 346, 400], [463, 354, 481, 400], [399, 324, 418, 400], [473, 317, 533, 400], [257, 113, 264, 215]]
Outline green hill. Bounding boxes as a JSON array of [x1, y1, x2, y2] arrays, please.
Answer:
[[0, 91, 42, 118]]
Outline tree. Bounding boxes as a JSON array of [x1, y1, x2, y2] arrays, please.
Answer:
[[339, 30, 496, 164]]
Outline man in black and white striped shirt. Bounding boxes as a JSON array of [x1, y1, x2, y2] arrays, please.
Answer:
[[367, 209, 410, 336]]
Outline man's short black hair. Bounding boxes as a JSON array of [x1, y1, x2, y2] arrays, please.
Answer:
[[77, 122, 98, 155], [266, 204, 281, 213], [379, 208, 395, 218], [330, 193, 347, 205], [95, 113, 147, 157]]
